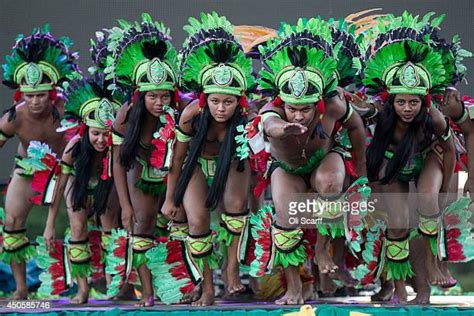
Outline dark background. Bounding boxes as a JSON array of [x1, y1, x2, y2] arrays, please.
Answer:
[[1, 0, 473, 181]]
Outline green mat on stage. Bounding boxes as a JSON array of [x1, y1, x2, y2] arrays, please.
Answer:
[[3, 306, 474, 316]]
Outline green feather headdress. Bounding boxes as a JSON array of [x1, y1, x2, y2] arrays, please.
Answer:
[[328, 18, 364, 88], [258, 17, 338, 105], [104, 13, 178, 93], [362, 11, 458, 97], [179, 12, 255, 96], [425, 15, 472, 88], [2, 24, 79, 93], [63, 74, 121, 129]]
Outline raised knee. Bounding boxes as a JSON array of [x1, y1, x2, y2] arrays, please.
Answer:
[[315, 172, 344, 195]]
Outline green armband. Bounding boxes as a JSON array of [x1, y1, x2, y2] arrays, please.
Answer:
[[0, 130, 13, 142], [176, 128, 192, 143], [60, 161, 74, 174], [112, 130, 124, 145]]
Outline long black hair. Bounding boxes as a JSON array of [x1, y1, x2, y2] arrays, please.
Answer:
[[174, 101, 247, 209], [119, 90, 178, 169], [70, 127, 113, 216], [366, 94, 433, 184]]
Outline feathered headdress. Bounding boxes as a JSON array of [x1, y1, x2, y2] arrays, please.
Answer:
[[328, 18, 364, 88], [361, 11, 464, 105], [2, 25, 79, 96], [179, 11, 255, 109], [258, 17, 338, 108], [105, 13, 178, 94]]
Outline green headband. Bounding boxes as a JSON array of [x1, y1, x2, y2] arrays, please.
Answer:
[[276, 66, 324, 104], [14, 62, 60, 92], [133, 58, 176, 92], [200, 63, 246, 96], [80, 97, 121, 129], [385, 62, 430, 95]]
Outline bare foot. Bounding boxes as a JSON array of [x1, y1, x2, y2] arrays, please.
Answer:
[[408, 293, 430, 305], [438, 261, 457, 288], [114, 283, 137, 301], [70, 292, 89, 305], [302, 282, 316, 301], [319, 273, 337, 295], [11, 289, 28, 300], [135, 295, 154, 307], [275, 291, 304, 305], [371, 280, 394, 302], [226, 260, 246, 296], [314, 252, 338, 274], [192, 290, 215, 306], [329, 268, 357, 287], [426, 255, 450, 286], [391, 280, 407, 304], [180, 286, 201, 304]]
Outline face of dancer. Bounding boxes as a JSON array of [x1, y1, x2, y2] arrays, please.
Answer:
[[393, 94, 422, 123], [207, 93, 238, 123], [23, 91, 51, 115], [144, 89, 171, 117], [284, 103, 316, 127], [88, 127, 109, 152]]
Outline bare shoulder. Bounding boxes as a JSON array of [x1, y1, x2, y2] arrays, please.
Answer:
[[53, 97, 66, 116], [113, 102, 131, 134], [324, 89, 347, 120], [179, 100, 200, 134], [62, 135, 80, 165], [260, 101, 284, 116], [429, 106, 448, 134]]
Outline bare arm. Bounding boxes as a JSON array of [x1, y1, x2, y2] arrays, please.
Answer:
[[161, 103, 196, 218], [43, 136, 77, 250], [261, 103, 307, 138], [112, 103, 135, 231], [0, 112, 16, 148], [431, 107, 456, 193], [327, 91, 367, 177]]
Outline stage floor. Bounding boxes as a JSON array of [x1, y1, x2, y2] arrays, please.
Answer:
[[1, 296, 474, 314]]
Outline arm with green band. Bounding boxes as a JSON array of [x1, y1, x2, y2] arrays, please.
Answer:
[[161, 104, 195, 219], [43, 136, 77, 251]]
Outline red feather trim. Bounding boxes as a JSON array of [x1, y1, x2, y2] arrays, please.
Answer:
[[199, 92, 206, 110], [132, 89, 140, 104], [317, 99, 325, 118], [377, 91, 389, 103], [239, 95, 249, 113], [13, 89, 22, 102], [272, 96, 283, 107], [49, 87, 57, 101], [174, 88, 181, 103]]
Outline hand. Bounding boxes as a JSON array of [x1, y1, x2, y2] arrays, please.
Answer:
[[121, 204, 135, 233], [161, 198, 180, 220], [442, 88, 463, 117], [464, 177, 474, 201], [282, 123, 307, 137], [43, 225, 56, 252]]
